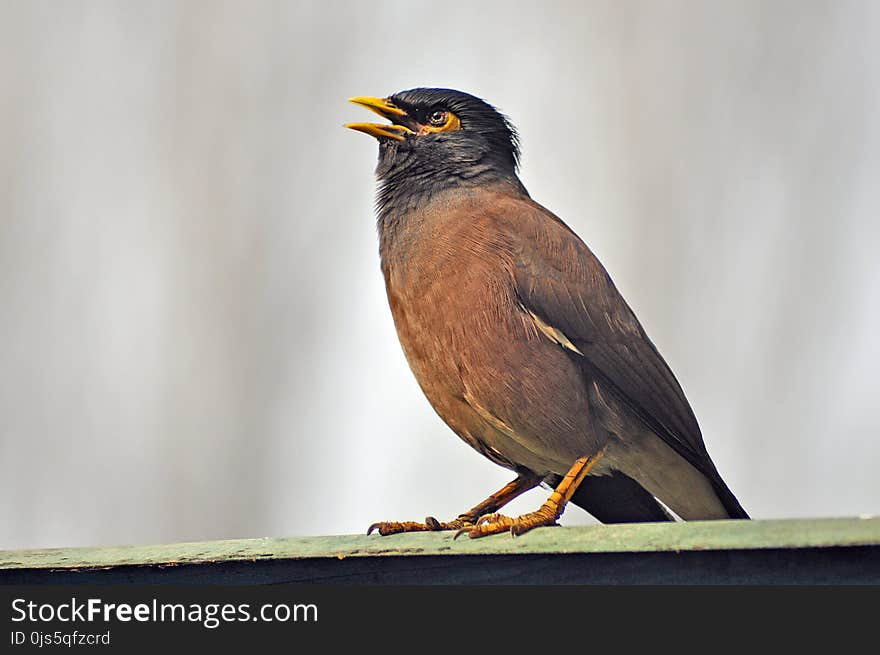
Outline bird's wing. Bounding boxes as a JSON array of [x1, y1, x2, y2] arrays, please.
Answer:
[[504, 195, 720, 481]]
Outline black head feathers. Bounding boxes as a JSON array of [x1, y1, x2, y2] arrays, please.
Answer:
[[361, 88, 526, 214], [388, 88, 521, 172]]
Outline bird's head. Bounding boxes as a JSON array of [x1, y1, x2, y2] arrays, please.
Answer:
[[345, 88, 521, 190]]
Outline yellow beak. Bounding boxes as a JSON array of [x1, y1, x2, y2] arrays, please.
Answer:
[[345, 96, 414, 141]]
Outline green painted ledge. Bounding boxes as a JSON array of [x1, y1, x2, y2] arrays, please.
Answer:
[[2, 517, 878, 572]]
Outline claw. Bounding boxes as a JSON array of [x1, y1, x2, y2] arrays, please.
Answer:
[[475, 513, 499, 526]]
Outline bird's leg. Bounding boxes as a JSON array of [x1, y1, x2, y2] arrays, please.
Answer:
[[456, 449, 606, 539], [424, 472, 543, 530], [367, 472, 542, 536]]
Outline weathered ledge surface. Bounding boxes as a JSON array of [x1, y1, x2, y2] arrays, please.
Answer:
[[3, 517, 878, 584]]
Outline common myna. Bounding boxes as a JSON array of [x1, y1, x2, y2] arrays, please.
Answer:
[[347, 88, 748, 538]]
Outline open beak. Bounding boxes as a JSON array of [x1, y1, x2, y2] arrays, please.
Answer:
[[345, 96, 414, 141]]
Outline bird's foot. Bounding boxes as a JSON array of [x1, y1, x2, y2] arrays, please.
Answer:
[[367, 514, 475, 536], [454, 507, 559, 539]]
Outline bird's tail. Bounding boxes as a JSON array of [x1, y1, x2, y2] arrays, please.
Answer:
[[708, 473, 750, 519], [554, 468, 749, 523], [552, 471, 675, 524]]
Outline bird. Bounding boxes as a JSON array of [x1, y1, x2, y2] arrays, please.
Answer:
[[346, 88, 748, 538]]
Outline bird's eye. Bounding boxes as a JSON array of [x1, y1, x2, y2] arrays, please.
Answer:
[[419, 109, 461, 134], [428, 110, 448, 126]]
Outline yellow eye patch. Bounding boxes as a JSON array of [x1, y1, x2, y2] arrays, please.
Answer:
[[420, 111, 461, 134]]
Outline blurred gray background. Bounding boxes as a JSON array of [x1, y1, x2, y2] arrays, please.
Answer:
[[1, 1, 878, 550]]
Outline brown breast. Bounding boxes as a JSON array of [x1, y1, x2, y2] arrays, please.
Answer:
[[379, 187, 597, 476]]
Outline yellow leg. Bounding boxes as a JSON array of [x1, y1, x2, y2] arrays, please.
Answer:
[[367, 472, 542, 536], [456, 449, 606, 539]]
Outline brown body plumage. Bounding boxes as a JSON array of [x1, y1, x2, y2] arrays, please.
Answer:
[[348, 88, 748, 537]]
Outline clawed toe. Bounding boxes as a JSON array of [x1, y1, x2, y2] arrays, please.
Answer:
[[368, 514, 476, 536], [367, 520, 431, 536], [454, 511, 559, 539]]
